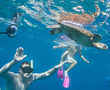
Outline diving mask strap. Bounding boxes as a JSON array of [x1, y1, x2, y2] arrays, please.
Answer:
[[0, 32, 7, 34]]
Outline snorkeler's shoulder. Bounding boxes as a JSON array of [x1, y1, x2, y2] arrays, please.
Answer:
[[0, 71, 17, 80]]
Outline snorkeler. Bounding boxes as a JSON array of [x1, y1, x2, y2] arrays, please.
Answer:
[[0, 12, 22, 37], [53, 40, 90, 72], [53, 39, 90, 88], [0, 47, 69, 90]]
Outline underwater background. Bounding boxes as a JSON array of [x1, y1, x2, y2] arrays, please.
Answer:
[[0, 0, 110, 90]]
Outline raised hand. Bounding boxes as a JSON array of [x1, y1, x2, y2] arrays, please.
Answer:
[[14, 47, 27, 62]]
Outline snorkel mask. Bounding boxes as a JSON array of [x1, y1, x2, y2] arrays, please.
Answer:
[[21, 60, 34, 74], [22, 67, 33, 73]]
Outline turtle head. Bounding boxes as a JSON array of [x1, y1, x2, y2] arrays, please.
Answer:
[[93, 42, 108, 50], [92, 34, 102, 42]]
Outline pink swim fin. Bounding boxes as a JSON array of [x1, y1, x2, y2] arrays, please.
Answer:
[[57, 66, 63, 79], [63, 72, 70, 88]]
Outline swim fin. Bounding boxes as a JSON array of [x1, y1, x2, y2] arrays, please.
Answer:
[[57, 66, 63, 79], [63, 72, 70, 88]]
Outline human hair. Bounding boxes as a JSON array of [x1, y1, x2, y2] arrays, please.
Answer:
[[20, 61, 33, 73], [20, 61, 30, 69]]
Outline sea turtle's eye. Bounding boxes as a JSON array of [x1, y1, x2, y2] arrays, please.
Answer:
[[93, 13, 97, 16], [103, 45, 108, 49]]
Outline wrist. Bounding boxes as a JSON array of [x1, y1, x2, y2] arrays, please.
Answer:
[[54, 65, 59, 70], [13, 58, 19, 63], [54, 66, 57, 70]]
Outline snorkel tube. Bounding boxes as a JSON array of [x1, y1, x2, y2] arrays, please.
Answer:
[[30, 60, 34, 69]]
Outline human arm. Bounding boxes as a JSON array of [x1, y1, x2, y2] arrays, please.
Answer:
[[33, 61, 67, 80], [53, 41, 68, 49], [0, 47, 27, 77]]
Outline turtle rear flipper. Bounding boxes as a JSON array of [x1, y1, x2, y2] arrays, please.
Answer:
[[90, 34, 102, 42]]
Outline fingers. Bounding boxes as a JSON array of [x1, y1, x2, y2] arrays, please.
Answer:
[[16, 47, 23, 52], [17, 47, 24, 56], [16, 47, 24, 55], [14, 47, 27, 61], [15, 47, 24, 56]]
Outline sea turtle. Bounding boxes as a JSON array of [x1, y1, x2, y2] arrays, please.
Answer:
[[47, 20, 108, 50]]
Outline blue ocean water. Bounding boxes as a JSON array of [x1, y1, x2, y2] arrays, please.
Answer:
[[0, 0, 110, 90]]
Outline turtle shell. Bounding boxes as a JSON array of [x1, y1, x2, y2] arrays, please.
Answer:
[[59, 12, 94, 25], [57, 20, 102, 47]]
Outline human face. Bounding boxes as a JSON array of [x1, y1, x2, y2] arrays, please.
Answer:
[[20, 63, 33, 78]]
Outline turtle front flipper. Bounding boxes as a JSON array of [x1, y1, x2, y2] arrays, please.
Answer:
[[46, 24, 62, 35], [92, 42, 108, 50]]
